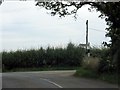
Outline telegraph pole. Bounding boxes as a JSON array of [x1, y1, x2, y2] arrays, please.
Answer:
[[86, 20, 90, 57], [86, 20, 88, 51]]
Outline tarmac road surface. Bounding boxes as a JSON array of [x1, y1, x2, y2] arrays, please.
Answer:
[[2, 70, 119, 88]]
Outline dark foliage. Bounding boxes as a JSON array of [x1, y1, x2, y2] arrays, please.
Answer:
[[2, 43, 85, 71]]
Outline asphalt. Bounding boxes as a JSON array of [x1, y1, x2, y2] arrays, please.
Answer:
[[2, 70, 119, 88]]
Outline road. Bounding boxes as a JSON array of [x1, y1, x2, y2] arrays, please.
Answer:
[[2, 70, 119, 88]]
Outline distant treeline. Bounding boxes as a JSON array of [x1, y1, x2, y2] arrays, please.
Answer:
[[2, 43, 85, 70], [1, 42, 112, 72]]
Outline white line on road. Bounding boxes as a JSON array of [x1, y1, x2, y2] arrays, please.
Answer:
[[41, 78, 63, 88]]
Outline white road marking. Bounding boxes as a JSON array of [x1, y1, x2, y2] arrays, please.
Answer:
[[41, 78, 63, 88]]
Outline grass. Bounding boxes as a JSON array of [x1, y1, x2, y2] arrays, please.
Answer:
[[2, 66, 79, 72], [74, 68, 99, 78], [75, 67, 119, 84], [98, 73, 119, 84]]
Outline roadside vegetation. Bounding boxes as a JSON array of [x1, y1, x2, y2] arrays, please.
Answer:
[[1, 42, 119, 84], [2, 42, 85, 72], [75, 48, 119, 84]]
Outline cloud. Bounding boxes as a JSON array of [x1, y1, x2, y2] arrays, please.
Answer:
[[0, 1, 109, 51]]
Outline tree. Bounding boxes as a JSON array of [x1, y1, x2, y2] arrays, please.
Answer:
[[36, 1, 120, 71]]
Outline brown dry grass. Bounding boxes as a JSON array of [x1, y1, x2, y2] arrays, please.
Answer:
[[82, 56, 100, 71]]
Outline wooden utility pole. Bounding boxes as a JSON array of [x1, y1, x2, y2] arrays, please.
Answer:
[[86, 20, 88, 51]]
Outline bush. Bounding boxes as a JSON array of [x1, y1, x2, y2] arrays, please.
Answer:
[[89, 47, 116, 74], [97, 48, 117, 74]]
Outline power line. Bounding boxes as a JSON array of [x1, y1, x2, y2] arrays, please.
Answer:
[[77, 16, 106, 26], [89, 28, 106, 32]]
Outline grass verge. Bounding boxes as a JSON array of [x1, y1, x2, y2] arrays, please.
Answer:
[[2, 67, 79, 72], [74, 68, 119, 84]]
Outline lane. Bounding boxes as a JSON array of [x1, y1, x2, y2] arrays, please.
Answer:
[[2, 72, 61, 88], [2, 70, 119, 88], [41, 78, 63, 88]]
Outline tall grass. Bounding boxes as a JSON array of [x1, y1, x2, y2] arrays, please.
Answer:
[[82, 56, 100, 71]]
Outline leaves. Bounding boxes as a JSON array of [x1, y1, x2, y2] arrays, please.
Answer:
[[2, 42, 85, 70]]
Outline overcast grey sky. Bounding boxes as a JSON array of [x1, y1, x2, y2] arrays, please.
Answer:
[[0, 1, 110, 51]]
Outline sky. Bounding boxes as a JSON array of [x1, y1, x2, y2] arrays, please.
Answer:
[[0, 1, 110, 51]]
